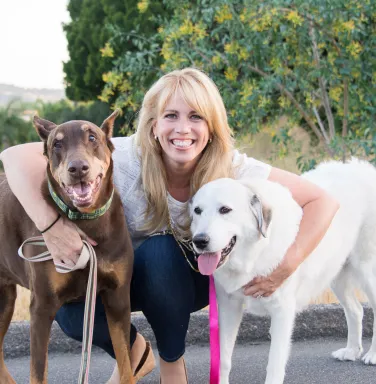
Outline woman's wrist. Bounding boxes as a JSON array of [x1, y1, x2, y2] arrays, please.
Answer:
[[34, 206, 60, 232]]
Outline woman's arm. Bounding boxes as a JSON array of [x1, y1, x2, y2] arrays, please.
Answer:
[[1, 143, 55, 229], [243, 166, 340, 298], [0, 143, 92, 266]]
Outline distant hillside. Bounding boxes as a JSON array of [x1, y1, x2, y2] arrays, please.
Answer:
[[0, 83, 65, 105]]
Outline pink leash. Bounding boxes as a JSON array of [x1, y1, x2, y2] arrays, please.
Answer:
[[209, 274, 220, 384]]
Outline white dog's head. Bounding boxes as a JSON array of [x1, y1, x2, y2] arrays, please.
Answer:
[[190, 178, 272, 275]]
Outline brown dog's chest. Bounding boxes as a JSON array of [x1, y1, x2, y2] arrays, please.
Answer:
[[30, 255, 131, 304]]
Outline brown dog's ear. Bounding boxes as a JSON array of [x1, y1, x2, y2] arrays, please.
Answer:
[[250, 194, 272, 238], [33, 116, 57, 141], [100, 109, 120, 139]]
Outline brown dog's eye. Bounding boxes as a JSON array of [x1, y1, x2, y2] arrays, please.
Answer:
[[89, 134, 96, 142], [54, 141, 62, 149], [219, 206, 232, 214], [194, 207, 202, 215]]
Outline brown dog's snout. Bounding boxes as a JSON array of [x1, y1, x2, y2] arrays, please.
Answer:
[[68, 159, 90, 178], [193, 233, 210, 250]]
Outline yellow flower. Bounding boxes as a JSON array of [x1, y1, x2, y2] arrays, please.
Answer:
[[285, 10, 304, 27], [212, 55, 221, 66], [99, 87, 114, 103], [342, 20, 355, 32], [258, 96, 271, 108], [240, 81, 255, 106], [118, 79, 132, 93], [239, 47, 249, 60], [100, 42, 114, 58], [304, 92, 314, 106], [225, 42, 248, 60], [251, 12, 273, 32], [193, 22, 207, 41], [329, 86, 342, 103], [137, 0, 149, 13], [278, 96, 291, 108], [215, 5, 233, 23], [179, 20, 194, 35], [170, 53, 186, 67], [270, 57, 282, 71], [224, 67, 238, 82], [161, 41, 173, 60], [224, 42, 238, 55], [328, 52, 336, 66], [346, 41, 362, 58]]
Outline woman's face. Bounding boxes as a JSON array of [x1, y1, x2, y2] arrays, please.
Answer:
[[153, 91, 210, 171]]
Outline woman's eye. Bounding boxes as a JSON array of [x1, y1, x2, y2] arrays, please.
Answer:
[[191, 114, 202, 120], [219, 206, 232, 214], [194, 207, 202, 215], [165, 113, 177, 119], [89, 134, 96, 142], [54, 141, 62, 149]]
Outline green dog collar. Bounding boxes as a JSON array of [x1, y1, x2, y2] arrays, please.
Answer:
[[48, 179, 114, 220]]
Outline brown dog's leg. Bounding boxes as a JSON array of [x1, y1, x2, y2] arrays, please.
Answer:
[[0, 284, 17, 384], [101, 287, 134, 384], [29, 292, 59, 384]]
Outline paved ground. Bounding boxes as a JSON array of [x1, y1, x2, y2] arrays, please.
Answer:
[[6, 338, 375, 383]]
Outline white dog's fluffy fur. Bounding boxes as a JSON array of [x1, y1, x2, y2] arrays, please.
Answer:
[[190, 159, 376, 384]]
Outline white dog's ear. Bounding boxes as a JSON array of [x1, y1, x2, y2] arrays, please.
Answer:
[[250, 195, 272, 238]]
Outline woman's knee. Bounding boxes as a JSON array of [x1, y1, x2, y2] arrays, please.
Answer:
[[132, 235, 195, 312], [55, 301, 85, 341]]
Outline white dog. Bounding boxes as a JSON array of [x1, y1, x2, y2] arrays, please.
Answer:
[[190, 159, 376, 384]]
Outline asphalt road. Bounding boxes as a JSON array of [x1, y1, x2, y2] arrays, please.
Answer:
[[6, 338, 375, 383]]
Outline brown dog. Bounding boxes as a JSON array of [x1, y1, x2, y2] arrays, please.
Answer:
[[0, 112, 134, 383]]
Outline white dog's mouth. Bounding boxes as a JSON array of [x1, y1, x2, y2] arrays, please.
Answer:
[[196, 236, 236, 275]]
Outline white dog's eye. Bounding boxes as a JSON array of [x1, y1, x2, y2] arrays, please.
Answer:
[[219, 206, 232, 214], [194, 207, 202, 215]]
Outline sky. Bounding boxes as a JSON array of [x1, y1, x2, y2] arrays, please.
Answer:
[[0, 0, 70, 89]]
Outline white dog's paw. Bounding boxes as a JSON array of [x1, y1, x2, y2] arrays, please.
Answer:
[[362, 350, 376, 365], [331, 347, 363, 361]]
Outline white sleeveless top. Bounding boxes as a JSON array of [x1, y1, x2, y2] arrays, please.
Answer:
[[111, 135, 271, 249]]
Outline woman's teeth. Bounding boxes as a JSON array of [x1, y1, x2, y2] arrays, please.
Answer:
[[172, 140, 193, 148]]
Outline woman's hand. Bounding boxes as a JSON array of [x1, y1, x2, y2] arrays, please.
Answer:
[[243, 244, 298, 298], [42, 216, 97, 267]]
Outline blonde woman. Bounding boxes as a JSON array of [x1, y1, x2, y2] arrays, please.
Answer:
[[0, 68, 339, 383]]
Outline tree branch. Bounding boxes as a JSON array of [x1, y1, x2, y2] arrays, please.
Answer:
[[309, 22, 336, 139], [342, 79, 349, 137], [245, 64, 323, 142], [313, 106, 330, 144]]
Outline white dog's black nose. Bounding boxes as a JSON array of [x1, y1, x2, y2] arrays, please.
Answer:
[[193, 234, 210, 250]]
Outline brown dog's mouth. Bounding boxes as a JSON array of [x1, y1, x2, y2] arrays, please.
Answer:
[[63, 174, 102, 208]]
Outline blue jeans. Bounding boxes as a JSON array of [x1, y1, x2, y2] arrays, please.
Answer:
[[55, 235, 209, 362]]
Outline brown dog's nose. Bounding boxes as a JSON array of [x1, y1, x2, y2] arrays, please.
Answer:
[[68, 160, 90, 178]]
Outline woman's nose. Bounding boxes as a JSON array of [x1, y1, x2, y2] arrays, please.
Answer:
[[175, 119, 191, 134]]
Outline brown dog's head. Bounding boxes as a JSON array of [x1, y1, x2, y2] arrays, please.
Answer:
[[33, 110, 119, 210]]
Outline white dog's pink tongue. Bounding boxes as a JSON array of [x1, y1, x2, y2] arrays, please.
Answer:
[[197, 251, 221, 275]]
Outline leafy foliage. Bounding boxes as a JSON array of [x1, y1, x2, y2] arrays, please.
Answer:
[[63, 0, 167, 102], [36, 100, 129, 137], [104, 0, 376, 169], [0, 100, 37, 152]]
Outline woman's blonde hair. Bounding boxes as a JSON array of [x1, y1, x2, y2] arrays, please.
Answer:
[[135, 67, 234, 233]]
